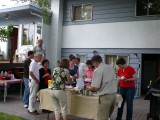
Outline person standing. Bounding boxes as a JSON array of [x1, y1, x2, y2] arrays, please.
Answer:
[[23, 51, 34, 108], [28, 52, 42, 115], [75, 57, 87, 88], [84, 60, 95, 87], [33, 39, 46, 63], [51, 59, 73, 120], [116, 58, 137, 120], [39, 59, 51, 89], [88, 55, 117, 120], [68, 55, 79, 87]]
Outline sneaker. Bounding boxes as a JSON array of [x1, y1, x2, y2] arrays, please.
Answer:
[[28, 110, 39, 115], [24, 104, 28, 108]]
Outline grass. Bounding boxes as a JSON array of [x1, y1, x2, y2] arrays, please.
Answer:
[[0, 112, 26, 120]]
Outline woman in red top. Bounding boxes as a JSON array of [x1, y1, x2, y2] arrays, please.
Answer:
[[116, 58, 137, 120], [39, 59, 51, 89]]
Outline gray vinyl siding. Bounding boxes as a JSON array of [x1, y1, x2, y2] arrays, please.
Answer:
[[63, 0, 159, 26]]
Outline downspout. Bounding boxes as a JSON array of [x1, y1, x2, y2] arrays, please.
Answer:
[[30, 11, 43, 39]]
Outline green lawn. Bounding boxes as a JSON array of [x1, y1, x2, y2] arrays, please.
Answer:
[[0, 112, 26, 120]]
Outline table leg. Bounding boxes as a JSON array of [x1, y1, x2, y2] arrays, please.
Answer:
[[47, 113, 50, 120], [4, 86, 7, 102], [20, 81, 22, 98]]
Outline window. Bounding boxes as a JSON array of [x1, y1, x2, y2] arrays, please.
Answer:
[[22, 23, 35, 45], [76, 54, 87, 63], [136, 0, 159, 16], [105, 55, 129, 73], [72, 4, 93, 21]]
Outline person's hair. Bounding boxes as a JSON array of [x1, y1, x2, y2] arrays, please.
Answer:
[[116, 58, 126, 65], [76, 57, 80, 62], [38, 39, 43, 42], [60, 59, 69, 69], [91, 55, 103, 63], [42, 59, 49, 66], [34, 52, 42, 57], [86, 60, 94, 69], [27, 51, 34, 56], [69, 54, 76, 61]]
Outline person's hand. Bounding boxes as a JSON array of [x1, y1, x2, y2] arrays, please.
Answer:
[[45, 73, 50, 76], [36, 80, 40, 83], [43, 73, 50, 78], [73, 75, 78, 80], [123, 78, 128, 81], [123, 78, 131, 81]]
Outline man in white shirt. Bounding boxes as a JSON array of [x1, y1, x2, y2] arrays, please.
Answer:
[[28, 52, 42, 115], [75, 57, 87, 88]]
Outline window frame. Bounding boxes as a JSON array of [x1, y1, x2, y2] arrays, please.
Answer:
[[104, 54, 130, 73], [22, 23, 36, 46], [76, 53, 87, 63], [71, 3, 93, 21], [135, 0, 159, 17]]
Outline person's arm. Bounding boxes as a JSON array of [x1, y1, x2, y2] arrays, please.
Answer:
[[84, 69, 87, 78], [73, 66, 79, 80], [88, 69, 102, 91], [88, 86, 99, 91], [66, 74, 73, 85], [29, 71, 40, 83], [126, 73, 138, 81]]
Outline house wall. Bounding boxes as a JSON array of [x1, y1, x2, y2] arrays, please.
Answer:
[[62, 20, 160, 48], [63, 0, 158, 26], [0, 16, 41, 59], [62, 0, 160, 48], [62, 0, 160, 97]]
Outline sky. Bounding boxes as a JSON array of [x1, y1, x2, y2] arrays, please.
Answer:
[[0, 0, 27, 8], [0, 0, 17, 7]]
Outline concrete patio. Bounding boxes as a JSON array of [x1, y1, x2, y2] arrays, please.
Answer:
[[0, 90, 149, 120]]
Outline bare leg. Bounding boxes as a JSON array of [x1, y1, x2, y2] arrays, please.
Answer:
[[55, 113, 60, 120], [62, 114, 67, 120]]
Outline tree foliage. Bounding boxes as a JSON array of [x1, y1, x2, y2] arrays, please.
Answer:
[[0, 24, 13, 42], [11, 0, 51, 25], [155, 0, 160, 14]]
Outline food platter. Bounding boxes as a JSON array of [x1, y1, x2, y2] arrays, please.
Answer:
[[84, 78, 92, 82]]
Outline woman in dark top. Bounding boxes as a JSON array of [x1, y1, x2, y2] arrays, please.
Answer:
[[39, 59, 51, 89], [68, 54, 79, 87]]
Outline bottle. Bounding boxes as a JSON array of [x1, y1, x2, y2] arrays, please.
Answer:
[[4, 71, 8, 76], [1, 71, 4, 75], [150, 80, 152, 85], [11, 74, 15, 80]]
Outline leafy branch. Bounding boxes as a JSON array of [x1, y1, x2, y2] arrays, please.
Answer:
[[155, 0, 160, 14], [11, 0, 51, 25], [0, 25, 13, 42]]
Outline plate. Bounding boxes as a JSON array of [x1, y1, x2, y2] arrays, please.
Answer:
[[65, 85, 73, 89], [84, 78, 92, 82]]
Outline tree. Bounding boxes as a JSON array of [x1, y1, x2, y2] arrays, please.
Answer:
[[0, 25, 13, 42], [11, 0, 51, 25], [155, 0, 160, 14]]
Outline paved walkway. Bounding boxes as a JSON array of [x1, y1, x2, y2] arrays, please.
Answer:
[[0, 92, 149, 120]]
